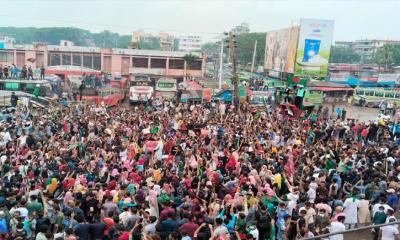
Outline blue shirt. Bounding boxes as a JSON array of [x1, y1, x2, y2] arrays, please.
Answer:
[[387, 194, 398, 209], [0, 218, 7, 234]]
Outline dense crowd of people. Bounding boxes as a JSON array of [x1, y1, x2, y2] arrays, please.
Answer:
[[0, 97, 399, 240]]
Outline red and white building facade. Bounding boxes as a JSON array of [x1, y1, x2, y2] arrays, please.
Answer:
[[0, 42, 205, 81]]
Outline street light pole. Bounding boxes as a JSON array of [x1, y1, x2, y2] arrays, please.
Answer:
[[218, 39, 224, 91], [251, 40, 258, 73], [226, 31, 239, 112]]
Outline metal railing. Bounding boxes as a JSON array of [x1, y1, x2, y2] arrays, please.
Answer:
[[302, 220, 400, 240]]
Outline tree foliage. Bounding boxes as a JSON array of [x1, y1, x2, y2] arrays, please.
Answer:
[[202, 32, 266, 67], [183, 53, 197, 68], [329, 46, 361, 64], [137, 37, 160, 50], [374, 44, 400, 69], [0, 27, 131, 48]]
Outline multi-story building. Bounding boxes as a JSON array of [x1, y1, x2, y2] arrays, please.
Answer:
[[335, 39, 400, 60], [0, 42, 205, 81], [178, 36, 202, 52], [334, 41, 354, 49], [0, 35, 16, 48], [232, 22, 250, 34], [131, 31, 174, 51]]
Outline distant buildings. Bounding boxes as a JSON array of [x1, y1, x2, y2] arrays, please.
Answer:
[[178, 35, 202, 52], [0, 35, 15, 49], [232, 22, 250, 34], [0, 41, 205, 81], [131, 31, 174, 51], [59, 40, 74, 47], [335, 39, 400, 61]]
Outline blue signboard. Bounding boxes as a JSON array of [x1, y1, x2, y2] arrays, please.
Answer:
[[0, 42, 4, 49]]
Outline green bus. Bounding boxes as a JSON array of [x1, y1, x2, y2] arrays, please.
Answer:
[[352, 87, 400, 107], [0, 79, 54, 97]]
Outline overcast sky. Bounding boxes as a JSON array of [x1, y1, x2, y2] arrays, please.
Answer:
[[0, 0, 399, 42]]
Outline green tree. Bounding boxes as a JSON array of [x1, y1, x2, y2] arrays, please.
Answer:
[[374, 44, 400, 71], [201, 42, 221, 59], [329, 46, 361, 64], [0, 27, 131, 48], [137, 37, 160, 50], [183, 53, 197, 68], [234, 32, 266, 67], [201, 32, 266, 67]]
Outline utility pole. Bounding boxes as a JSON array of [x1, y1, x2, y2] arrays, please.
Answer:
[[218, 39, 224, 90], [251, 40, 258, 73], [225, 31, 239, 112]]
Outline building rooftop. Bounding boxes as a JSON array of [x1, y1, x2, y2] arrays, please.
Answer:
[[2, 43, 203, 58]]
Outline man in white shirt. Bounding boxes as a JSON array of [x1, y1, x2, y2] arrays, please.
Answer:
[[380, 218, 399, 240], [329, 215, 346, 240], [214, 218, 228, 237], [372, 199, 393, 216]]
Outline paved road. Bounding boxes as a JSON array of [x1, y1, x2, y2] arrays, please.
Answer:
[[323, 102, 380, 122]]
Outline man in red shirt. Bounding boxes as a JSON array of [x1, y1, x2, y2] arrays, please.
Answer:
[[178, 214, 199, 238]]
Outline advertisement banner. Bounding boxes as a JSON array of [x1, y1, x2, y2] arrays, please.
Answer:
[[264, 27, 299, 74], [294, 19, 334, 78], [329, 72, 350, 82], [378, 74, 400, 84], [202, 89, 212, 102]]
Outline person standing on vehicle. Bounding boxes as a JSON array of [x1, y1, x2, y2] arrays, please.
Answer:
[[10, 92, 18, 107], [28, 66, 34, 80], [40, 66, 45, 80], [79, 82, 85, 101], [3, 65, 9, 79], [0, 64, 3, 79]]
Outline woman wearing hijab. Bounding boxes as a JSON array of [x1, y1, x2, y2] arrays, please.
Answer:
[[47, 178, 58, 196]]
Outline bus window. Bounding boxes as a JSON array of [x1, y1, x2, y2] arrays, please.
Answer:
[[385, 92, 394, 98], [374, 91, 384, 97], [359, 90, 364, 95], [355, 89, 360, 95], [5, 82, 19, 91], [365, 90, 374, 96], [395, 92, 400, 99]]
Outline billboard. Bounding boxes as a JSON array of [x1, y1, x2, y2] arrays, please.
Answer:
[[264, 27, 299, 74], [378, 74, 400, 85], [329, 72, 350, 83], [294, 19, 334, 78]]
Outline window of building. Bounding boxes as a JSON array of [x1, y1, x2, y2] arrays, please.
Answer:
[[36, 53, 44, 67], [83, 55, 93, 68], [151, 58, 166, 68], [169, 59, 184, 69], [62, 54, 71, 65], [0, 52, 14, 62], [49, 53, 61, 66], [93, 55, 101, 70], [72, 55, 82, 66], [188, 60, 202, 70], [132, 57, 148, 68]]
